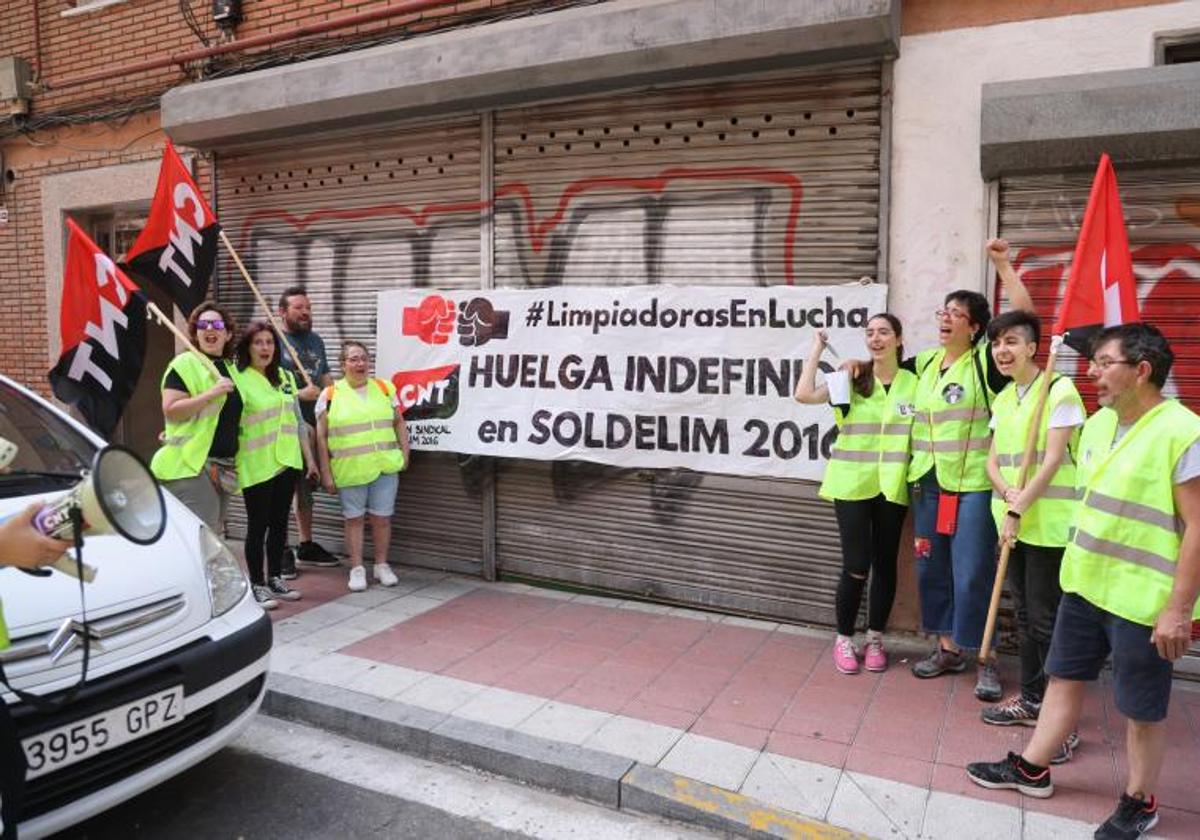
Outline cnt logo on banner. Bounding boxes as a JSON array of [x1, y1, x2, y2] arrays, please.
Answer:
[[376, 284, 887, 480]]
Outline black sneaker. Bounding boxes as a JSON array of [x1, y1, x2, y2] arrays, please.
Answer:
[[966, 752, 1053, 798], [280, 547, 298, 580], [912, 646, 967, 678], [267, 576, 302, 602], [1050, 730, 1081, 766], [252, 585, 279, 610], [1094, 793, 1158, 839], [295, 540, 340, 567], [982, 695, 1041, 727]]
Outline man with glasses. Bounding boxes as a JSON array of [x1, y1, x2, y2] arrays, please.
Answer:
[[968, 323, 1200, 840]]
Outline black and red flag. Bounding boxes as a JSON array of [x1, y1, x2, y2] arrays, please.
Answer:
[[121, 139, 220, 316], [50, 218, 148, 438], [1053, 153, 1140, 353]]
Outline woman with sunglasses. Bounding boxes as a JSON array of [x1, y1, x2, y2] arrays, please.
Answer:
[[150, 301, 242, 533], [230, 321, 320, 609], [796, 313, 917, 675]]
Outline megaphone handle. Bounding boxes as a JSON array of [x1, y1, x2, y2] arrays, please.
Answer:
[[50, 553, 97, 583]]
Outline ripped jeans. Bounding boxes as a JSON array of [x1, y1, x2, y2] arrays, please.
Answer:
[[911, 470, 997, 651]]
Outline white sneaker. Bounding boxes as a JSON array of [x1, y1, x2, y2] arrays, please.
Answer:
[[348, 565, 368, 592], [373, 562, 398, 587]]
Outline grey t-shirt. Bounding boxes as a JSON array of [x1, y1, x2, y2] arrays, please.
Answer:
[[279, 330, 330, 425]]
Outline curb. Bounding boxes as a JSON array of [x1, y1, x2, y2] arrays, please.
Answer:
[[262, 673, 864, 839]]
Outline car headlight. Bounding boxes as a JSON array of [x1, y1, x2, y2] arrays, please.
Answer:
[[200, 525, 248, 617]]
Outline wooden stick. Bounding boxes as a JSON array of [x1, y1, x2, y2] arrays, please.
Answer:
[[218, 230, 315, 389], [145, 301, 223, 380], [979, 340, 1061, 663]]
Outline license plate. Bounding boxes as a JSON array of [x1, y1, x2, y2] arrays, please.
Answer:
[[22, 686, 185, 780]]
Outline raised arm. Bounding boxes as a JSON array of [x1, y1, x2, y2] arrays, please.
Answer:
[[986, 238, 1035, 315], [794, 330, 831, 405]]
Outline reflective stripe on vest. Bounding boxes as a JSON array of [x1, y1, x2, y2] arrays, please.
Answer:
[[988, 375, 1083, 547], [231, 366, 303, 489], [1060, 401, 1200, 626], [906, 344, 994, 491], [327, 378, 405, 488], [818, 369, 918, 505], [150, 352, 226, 481]]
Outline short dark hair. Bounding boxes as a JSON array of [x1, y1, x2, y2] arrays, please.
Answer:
[[1090, 323, 1174, 389], [235, 320, 282, 386], [945, 289, 991, 343], [278, 285, 309, 311], [986, 309, 1040, 346]]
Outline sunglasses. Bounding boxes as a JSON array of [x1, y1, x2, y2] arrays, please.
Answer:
[[195, 319, 226, 331]]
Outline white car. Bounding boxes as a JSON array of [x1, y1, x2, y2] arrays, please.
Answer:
[[0, 375, 270, 839]]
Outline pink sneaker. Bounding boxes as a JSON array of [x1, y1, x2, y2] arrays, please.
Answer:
[[864, 637, 888, 672], [833, 636, 860, 675]]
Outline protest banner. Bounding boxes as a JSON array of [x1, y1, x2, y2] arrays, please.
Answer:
[[376, 283, 887, 480]]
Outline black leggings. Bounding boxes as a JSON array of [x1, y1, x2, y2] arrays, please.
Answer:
[[833, 495, 907, 636], [1007, 541, 1064, 704], [243, 468, 299, 585]]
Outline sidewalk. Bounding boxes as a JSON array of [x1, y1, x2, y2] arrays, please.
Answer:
[[262, 565, 1200, 839]]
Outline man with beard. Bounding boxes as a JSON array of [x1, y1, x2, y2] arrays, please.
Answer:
[[278, 285, 338, 575]]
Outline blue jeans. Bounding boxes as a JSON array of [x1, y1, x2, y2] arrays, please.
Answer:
[[911, 470, 998, 650]]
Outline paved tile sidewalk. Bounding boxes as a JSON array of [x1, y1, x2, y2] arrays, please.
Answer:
[[267, 565, 1200, 839]]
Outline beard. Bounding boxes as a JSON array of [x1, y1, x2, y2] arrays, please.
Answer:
[[285, 316, 312, 334]]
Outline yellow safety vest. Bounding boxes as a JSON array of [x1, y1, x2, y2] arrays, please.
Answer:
[[231, 366, 303, 490], [1061, 401, 1200, 626], [0, 600, 8, 650], [989, 375, 1083, 547], [326, 378, 405, 488], [819, 370, 918, 505], [150, 353, 226, 481], [908, 343, 996, 491]]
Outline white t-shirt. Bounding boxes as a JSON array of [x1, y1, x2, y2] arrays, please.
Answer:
[[988, 382, 1086, 431], [1112, 424, 1200, 485], [314, 382, 401, 418]]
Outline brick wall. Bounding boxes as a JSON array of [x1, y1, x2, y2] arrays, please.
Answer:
[[6, 0, 589, 118]]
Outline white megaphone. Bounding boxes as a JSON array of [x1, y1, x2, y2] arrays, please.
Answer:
[[26, 445, 167, 582]]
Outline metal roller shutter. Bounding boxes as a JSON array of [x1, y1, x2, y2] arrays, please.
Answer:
[[492, 62, 884, 623], [213, 117, 485, 574], [998, 164, 1200, 675]]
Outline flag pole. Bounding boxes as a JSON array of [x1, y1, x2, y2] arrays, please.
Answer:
[[979, 335, 1062, 663], [144, 300, 225, 380], [217, 230, 315, 390]]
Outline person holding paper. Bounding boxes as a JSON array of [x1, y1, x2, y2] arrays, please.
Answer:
[[979, 308, 1084, 765], [796, 314, 916, 674]]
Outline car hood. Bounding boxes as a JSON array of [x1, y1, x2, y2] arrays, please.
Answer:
[[1, 492, 212, 638]]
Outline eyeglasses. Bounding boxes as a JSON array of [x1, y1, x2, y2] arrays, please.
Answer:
[[1089, 357, 1136, 372], [195, 319, 226, 331], [345, 355, 369, 364], [934, 308, 970, 322]]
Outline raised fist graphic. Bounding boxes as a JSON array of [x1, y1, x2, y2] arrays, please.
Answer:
[[456, 297, 510, 347], [401, 295, 457, 345]]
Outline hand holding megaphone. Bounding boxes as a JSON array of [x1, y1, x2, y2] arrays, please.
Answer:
[[6, 445, 167, 582]]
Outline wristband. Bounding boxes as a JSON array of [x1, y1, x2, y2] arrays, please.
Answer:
[[1006, 510, 1022, 520]]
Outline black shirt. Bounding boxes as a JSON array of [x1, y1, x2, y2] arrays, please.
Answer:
[[164, 358, 242, 460]]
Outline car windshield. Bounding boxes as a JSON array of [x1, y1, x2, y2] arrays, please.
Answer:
[[0, 380, 96, 498]]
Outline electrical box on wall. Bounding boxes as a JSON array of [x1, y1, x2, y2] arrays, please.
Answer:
[[0, 56, 32, 116]]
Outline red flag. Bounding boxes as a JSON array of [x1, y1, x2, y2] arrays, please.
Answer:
[[1053, 154, 1140, 353], [50, 218, 148, 437], [122, 140, 220, 316]]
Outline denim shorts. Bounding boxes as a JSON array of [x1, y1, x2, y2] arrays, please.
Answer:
[[338, 471, 399, 519], [1045, 592, 1175, 722]]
